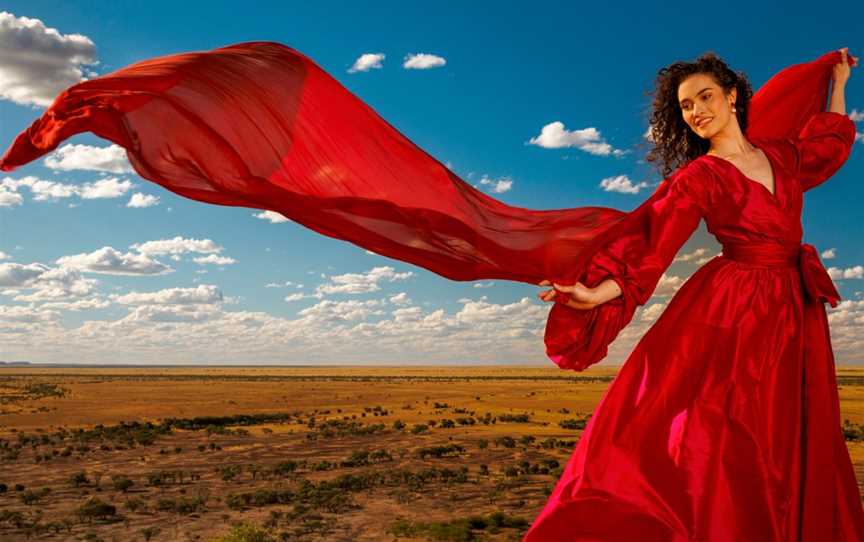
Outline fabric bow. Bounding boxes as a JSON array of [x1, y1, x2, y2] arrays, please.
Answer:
[[798, 242, 840, 308]]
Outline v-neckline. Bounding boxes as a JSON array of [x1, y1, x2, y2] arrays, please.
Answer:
[[704, 142, 779, 203]]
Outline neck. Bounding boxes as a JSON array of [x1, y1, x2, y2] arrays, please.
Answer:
[[707, 128, 756, 158]]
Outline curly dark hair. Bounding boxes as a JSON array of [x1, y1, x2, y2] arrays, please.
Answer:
[[642, 51, 754, 179]]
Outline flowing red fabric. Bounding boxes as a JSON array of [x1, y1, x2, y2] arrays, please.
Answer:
[[1, 44, 861, 539]]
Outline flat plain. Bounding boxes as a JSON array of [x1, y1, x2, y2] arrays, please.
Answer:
[[1, 365, 863, 541]]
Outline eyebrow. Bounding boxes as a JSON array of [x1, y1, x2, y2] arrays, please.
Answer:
[[679, 87, 713, 105]]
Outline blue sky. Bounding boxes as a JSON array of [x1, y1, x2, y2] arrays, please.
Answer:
[[0, 1, 862, 365]]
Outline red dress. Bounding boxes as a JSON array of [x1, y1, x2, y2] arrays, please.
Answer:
[[0, 43, 860, 540], [524, 111, 864, 541]]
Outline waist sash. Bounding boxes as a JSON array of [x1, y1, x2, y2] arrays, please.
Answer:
[[721, 240, 840, 307]]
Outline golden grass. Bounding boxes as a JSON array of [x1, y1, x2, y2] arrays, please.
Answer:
[[0, 365, 861, 541]]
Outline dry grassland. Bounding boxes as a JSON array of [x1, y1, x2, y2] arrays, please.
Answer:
[[1, 365, 862, 541]]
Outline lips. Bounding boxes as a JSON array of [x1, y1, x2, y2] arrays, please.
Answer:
[[696, 118, 713, 127]]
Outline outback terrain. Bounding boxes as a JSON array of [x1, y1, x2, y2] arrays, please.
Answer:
[[1, 365, 863, 541]]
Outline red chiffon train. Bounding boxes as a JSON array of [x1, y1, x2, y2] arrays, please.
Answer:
[[0, 43, 861, 540]]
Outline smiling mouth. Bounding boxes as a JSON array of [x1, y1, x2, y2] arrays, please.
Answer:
[[696, 118, 713, 127]]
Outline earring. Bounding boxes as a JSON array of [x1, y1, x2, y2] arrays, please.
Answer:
[[731, 103, 737, 113]]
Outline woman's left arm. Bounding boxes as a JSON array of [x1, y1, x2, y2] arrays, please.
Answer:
[[829, 47, 857, 114]]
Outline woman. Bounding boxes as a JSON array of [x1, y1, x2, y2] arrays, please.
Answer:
[[530, 49, 862, 541], [0, 42, 860, 540]]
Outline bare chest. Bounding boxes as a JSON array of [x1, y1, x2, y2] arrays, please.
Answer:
[[707, 148, 777, 197]]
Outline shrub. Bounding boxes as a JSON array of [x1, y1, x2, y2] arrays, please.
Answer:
[[112, 475, 134, 492], [69, 470, 90, 487], [75, 497, 117, 523], [214, 521, 277, 541]]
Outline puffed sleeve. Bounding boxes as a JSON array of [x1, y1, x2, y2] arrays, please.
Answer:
[[544, 162, 710, 371], [790, 111, 857, 192]]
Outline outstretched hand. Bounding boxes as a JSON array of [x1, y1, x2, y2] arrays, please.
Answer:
[[537, 279, 602, 310], [833, 47, 857, 87]]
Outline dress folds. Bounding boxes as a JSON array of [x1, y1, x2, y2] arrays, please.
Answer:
[[0, 43, 860, 540], [526, 108, 864, 540]]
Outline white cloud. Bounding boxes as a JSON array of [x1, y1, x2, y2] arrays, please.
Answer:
[[110, 284, 223, 306], [389, 292, 411, 305], [2, 274, 861, 364], [826, 298, 864, 363], [78, 177, 135, 199], [821, 248, 836, 260], [0, 262, 50, 287], [392, 306, 422, 321], [638, 301, 668, 322], [348, 53, 385, 73], [673, 247, 712, 263], [122, 303, 222, 323], [0, 251, 10, 260], [2, 175, 76, 200], [266, 280, 302, 288], [0, 303, 61, 324], [131, 236, 222, 257], [127, 193, 160, 208], [44, 144, 133, 173], [0, 185, 23, 206], [849, 109, 864, 122], [528, 122, 626, 157], [0, 175, 134, 202], [38, 297, 111, 311], [477, 175, 513, 194], [297, 298, 386, 322], [828, 265, 864, 280], [315, 265, 413, 295], [0, 261, 99, 302], [56, 247, 173, 276], [403, 53, 446, 70], [599, 174, 649, 194], [651, 273, 687, 298], [473, 282, 494, 288], [253, 210, 289, 223], [192, 254, 237, 266], [0, 11, 98, 108]]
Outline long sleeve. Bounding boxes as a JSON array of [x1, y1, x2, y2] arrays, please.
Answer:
[[544, 162, 711, 371], [788, 112, 857, 192]]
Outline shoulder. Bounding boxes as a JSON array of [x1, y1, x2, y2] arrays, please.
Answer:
[[752, 137, 798, 174], [672, 156, 718, 192], [661, 158, 716, 213]]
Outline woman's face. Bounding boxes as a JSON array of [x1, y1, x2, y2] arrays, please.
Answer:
[[677, 73, 736, 138]]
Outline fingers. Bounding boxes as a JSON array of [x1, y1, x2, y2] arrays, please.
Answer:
[[537, 285, 570, 303], [537, 288, 555, 302], [537, 279, 590, 306]]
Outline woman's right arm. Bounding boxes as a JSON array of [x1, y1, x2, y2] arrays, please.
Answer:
[[539, 163, 711, 370]]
